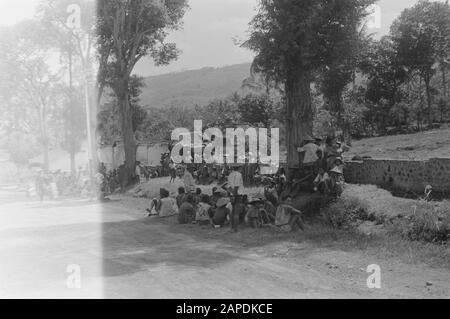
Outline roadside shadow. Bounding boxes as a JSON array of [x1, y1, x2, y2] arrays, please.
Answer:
[[101, 218, 254, 278]]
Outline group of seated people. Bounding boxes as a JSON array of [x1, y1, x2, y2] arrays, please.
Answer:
[[147, 185, 239, 228], [146, 181, 306, 233]]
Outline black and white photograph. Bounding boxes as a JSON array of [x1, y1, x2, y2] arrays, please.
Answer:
[[0, 0, 449, 303]]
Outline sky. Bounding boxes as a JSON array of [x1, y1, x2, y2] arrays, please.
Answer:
[[0, 0, 446, 77]]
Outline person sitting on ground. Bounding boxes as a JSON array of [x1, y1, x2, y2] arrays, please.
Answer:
[[328, 161, 345, 198], [147, 188, 177, 217], [211, 197, 231, 228], [263, 199, 277, 224], [176, 187, 186, 208], [246, 197, 265, 229], [333, 156, 345, 172], [209, 187, 223, 207], [195, 194, 212, 225], [178, 194, 196, 224], [275, 196, 305, 232], [313, 167, 331, 195], [264, 182, 279, 207]]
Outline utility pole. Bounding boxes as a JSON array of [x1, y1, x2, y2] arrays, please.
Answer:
[[66, 4, 95, 177]]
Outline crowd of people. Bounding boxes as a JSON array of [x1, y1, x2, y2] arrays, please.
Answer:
[[144, 134, 350, 233], [31, 166, 98, 201]]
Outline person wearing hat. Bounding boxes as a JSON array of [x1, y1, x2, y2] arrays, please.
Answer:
[[297, 135, 320, 176], [210, 187, 227, 207], [329, 165, 345, 198], [211, 197, 231, 228]]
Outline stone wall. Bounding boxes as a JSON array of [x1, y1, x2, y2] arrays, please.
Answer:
[[344, 158, 450, 195]]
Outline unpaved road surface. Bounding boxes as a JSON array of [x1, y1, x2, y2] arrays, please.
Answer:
[[0, 190, 449, 299]]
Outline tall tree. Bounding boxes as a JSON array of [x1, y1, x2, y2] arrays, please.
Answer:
[[97, 0, 188, 185], [320, 26, 371, 142], [38, 0, 98, 173], [359, 36, 408, 133], [0, 22, 61, 171], [245, 0, 374, 171], [238, 94, 274, 127], [390, 0, 450, 127]]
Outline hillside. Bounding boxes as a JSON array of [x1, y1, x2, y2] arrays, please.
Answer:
[[347, 125, 450, 160], [140, 63, 252, 109]]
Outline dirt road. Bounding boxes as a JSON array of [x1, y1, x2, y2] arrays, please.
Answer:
[[0, 191, 448, 298]]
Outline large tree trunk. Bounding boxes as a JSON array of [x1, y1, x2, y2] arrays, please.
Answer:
[[424, 75, 433, 128], [442, 65, 448, 122], [117, 79, 137, 187], [68, 52, 76, 176], [442, 65, 447, 98], [285, 71, 313, 172]]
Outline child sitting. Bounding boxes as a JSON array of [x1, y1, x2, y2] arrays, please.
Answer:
[[211, 197, 231, 228], [196, 194, 212, 225], [313, 167, 331, 194]]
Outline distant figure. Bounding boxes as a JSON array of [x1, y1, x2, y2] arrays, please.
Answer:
[[424, 185, 433, 202], [183, 167, 196, 193], [169, 160, 177, 183], [135, 161, 144, 184], [35, 170, 49, 202]]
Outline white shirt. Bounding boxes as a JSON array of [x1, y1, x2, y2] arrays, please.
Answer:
[[314, 173, 330, 184], [228, 171, 244, 190], [298, 143, 319, 164], [183, 171, 196, 193]]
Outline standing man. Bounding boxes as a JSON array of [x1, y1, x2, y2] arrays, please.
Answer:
[[227, 165, 244, 196], [183, 166, 196, 194], [297, 135, 319, 176], [227, 165, 245, 232]]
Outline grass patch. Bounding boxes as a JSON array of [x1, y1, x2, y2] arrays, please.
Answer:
[[130, 178, 450, 269]]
